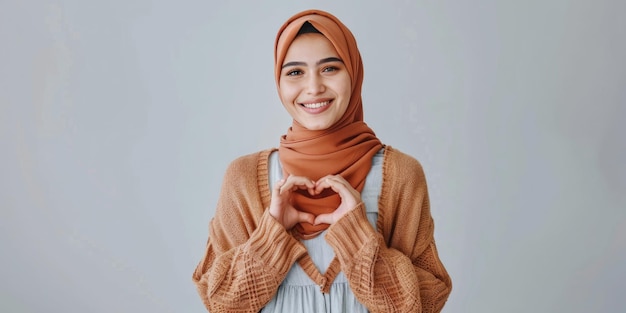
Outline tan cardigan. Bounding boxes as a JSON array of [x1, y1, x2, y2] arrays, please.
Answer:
[[192, 146, 452, 312]]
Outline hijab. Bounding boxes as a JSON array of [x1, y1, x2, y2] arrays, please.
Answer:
[[275, 10, 383, 239]]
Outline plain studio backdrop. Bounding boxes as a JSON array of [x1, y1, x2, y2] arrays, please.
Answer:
[[1, 0, 625, 312]]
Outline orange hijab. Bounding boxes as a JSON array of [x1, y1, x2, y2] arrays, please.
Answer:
[[275, 10, 383, 239]]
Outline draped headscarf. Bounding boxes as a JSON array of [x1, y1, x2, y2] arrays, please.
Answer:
[[275, 10, 383, 239]]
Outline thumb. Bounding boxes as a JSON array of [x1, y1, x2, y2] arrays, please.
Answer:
[[314, 213, 333, 226], [298, 211, 316, 225]]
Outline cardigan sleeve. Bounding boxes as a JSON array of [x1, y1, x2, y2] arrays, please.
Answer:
[[324, 147, 452, 313], [192, 153, 308, 312]]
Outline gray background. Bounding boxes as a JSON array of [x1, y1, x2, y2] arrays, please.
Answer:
[[1, 0, 625, 312]]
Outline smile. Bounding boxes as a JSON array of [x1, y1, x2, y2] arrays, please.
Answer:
[[301, 100, 331, 109]]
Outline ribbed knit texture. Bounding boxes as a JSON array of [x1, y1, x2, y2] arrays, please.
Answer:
[[192, 146, 452, 312]]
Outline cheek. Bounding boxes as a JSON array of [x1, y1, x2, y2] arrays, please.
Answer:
[[337, 74, 352, 97], [336, 78, 352, 117], [342, 82, 352, 98], [278, 82, 297, 104], [338, 78, 352, 103]]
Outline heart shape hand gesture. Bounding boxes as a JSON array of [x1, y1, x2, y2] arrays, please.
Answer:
[[311, 175, 361, 226], [268, 174, 361, 230]]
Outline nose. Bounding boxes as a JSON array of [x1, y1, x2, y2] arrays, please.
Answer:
[[306, 73, 325, 95]]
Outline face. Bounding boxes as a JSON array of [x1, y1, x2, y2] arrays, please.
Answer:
[[279, 33, 352, 131]]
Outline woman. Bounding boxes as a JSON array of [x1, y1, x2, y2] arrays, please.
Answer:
[[192, 9, 452, 313]]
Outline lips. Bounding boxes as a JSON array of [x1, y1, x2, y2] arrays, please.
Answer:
[[301, 100, 330, 109], [299, 99, 333, 114]]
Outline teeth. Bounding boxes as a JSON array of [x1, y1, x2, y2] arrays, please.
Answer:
[[302, 101, 330, 109]]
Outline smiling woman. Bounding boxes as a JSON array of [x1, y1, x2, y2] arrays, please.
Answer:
[[192, 9, 452, 313], [278, 27, 351, 131]]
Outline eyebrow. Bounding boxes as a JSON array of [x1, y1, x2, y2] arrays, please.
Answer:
[[281, 57, 344, 69]]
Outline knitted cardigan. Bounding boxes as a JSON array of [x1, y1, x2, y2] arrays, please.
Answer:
[[192, 145, 452, 312]]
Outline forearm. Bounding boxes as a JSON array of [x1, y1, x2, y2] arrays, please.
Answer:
[[325, 204, 450, 313], [195, 210, 307, 312]]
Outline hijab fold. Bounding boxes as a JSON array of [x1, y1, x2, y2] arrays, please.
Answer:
[[275, 10, 382, 239]]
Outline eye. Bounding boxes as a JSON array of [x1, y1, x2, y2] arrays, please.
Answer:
[[286, 69, 303, 76], [322, 66, 339, 73]]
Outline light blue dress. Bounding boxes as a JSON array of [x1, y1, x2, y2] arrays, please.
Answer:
[[261, 150, 383, 313]]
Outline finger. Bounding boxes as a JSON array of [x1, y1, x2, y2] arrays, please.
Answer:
[[269, 179, 286, 219], [297, 211, 316, 225], [314, 174, 337, 194], [281, 175, 315, 195], [316, 176, 346, 194], [278, 175, 293, 195], [314, 213, 333, 226], [274, 178, 285, 191], [320, 176, 359, 202], [281, 176, 311, 194], [272, 179, 286, 198]]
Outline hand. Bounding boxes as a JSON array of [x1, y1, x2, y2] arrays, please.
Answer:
[[269, 175, 317, 230], [313, 175, 362, 226]]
